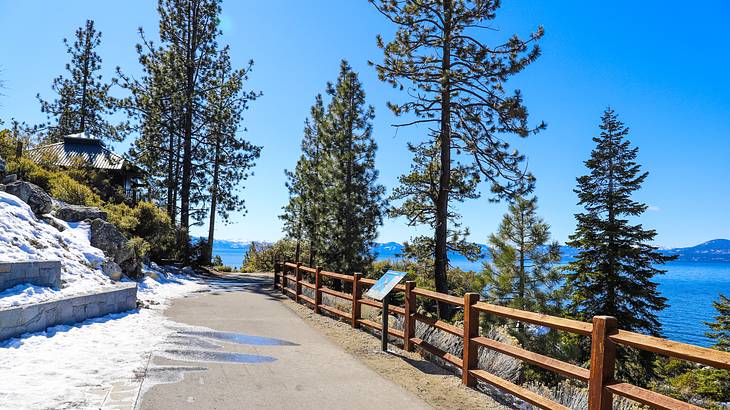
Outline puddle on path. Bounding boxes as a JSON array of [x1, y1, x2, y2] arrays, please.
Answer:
[[161, 349, 276, 364], [178, 330, 298, 346]]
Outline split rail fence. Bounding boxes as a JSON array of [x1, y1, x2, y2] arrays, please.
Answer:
[[274, 261, 730, 410]]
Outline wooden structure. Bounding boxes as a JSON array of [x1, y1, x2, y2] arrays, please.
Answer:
[[25, 132, 145, 203], [275, 261, 728, 410]]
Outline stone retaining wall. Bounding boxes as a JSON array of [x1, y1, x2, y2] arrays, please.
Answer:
[[0, 282, 137, 341], [0, 260, 62, 291]]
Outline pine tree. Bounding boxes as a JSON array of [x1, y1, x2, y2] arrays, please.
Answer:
[[38, 20, 123, 142], [371, 0, 544, 318], [319, 61, 386, 276], [566, 108, 675, 385], [203, 50, 261, 264], [707, 294, 730, 352], [282, 61, 385, 276], [388, 139, 482, 285], [482, 196, 562, 355], [281, 95, 326, 266], [119, 0, 254, 262]]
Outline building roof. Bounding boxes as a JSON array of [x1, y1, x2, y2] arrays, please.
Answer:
[[27, 133, 130, 171]]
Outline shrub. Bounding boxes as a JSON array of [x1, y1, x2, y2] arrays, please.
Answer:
[[49, 174, 102, 206]]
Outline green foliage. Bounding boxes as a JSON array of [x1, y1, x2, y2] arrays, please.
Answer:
[[214, 265, 234, 273], [706, 294, 730, 351], [566, 108, 675, 385], [37, 20, 125, 142], [371, 0, 544, 319], [388, 141, 482, 266], [105, 201, 177, 262], [281, 61, 385, 276], [49, 174, 102, 206], [241, 240, 305, 273], [212, 255, 223, 266]]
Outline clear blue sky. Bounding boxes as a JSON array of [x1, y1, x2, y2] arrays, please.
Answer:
[[1, 1, 728, 248]]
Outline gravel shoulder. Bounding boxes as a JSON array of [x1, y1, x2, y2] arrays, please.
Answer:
[[277, 287, 508, 410]]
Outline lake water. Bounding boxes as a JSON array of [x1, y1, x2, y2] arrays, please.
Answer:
[[213, 245, 730, 347]]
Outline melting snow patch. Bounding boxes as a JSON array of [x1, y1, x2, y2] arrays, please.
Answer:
[[0, 191, 110, 308], [0, 271, 207, 410]]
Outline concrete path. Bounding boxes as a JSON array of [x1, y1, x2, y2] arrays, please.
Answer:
[[138, 273, 431, 410]]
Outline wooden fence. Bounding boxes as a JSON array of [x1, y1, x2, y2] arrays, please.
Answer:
[[274, 261, 730, 410]]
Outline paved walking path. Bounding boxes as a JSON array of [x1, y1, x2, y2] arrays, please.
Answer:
[[138, 273, 431, 409]]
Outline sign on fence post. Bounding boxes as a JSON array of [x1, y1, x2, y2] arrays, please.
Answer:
[[365, 270, 407, 352]]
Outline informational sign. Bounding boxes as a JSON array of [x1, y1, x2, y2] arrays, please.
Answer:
[[365, 270, 407, 301]]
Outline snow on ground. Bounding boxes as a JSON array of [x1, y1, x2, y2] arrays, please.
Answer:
[[0, 268, 208, 410], [0, 191, 110, 308]]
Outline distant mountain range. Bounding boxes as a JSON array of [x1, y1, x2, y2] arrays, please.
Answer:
[[209, 238, 730, 264], [372, 239, 730, 263]]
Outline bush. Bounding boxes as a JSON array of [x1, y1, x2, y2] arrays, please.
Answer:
[[214, 265, 234, 273], [241, 240, 302, 273], [49, 174, 102, 206]]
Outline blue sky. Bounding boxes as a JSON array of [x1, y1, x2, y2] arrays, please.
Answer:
[[1, 1, 728, 247]]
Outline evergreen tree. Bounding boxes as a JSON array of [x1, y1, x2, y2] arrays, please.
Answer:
[[482, 196, 563, 382], [282, 62, 385, 275], [281, 96, 327, 266], [566, 108, 675, 385], [203, 50, 261, 264], [371, 0, 544, 318], [318, 61, 385, 276], [119, 0, 257, 262], [38, 20, 123, 142], [707, 294, 730, 352], [483, 197, 562, 324], [388, 139, 482, 281]]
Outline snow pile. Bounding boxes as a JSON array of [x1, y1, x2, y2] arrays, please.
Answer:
[[0, 191, 110, 308], [0, 270, 207, 409]]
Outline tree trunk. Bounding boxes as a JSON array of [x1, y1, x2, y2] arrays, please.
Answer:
[[434, 0, 453, 320], [179, 3, 199, 263], [79, 30, 92, 133], [206, 133, 221, 265]]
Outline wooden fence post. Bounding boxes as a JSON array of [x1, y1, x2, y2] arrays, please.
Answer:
[[352, 273, 362, 328], [314, 266, 322, 314], [403, 281, 416, 352], [295, 262, 302, 302], [588, 316, 618, 410], [273, 260, 279, 289], [462, 292, 480, 387], [281, 264, 287, 295]]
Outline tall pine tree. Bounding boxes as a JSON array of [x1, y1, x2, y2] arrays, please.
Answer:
[[282, 61, 385, 276], [203, 50, 261, 264], [281, 95, 326, 266], [566, 107, 675, 385], [371, 0, 544, 318], [38, 20, 123, 142], [319, 61, 385, 276]]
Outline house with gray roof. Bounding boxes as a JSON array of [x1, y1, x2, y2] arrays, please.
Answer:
[[26, 132, 145, 203]]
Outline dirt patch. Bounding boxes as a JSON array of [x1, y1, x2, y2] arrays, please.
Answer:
[[279, 297, 508, 410]]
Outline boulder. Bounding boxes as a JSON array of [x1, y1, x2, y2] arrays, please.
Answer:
[[101, 260, 123, 281], [39, 215, 67, 232], [4, 181, 53, 215], [89, 218, 141, 277], [0, 154, 5, 175], [55, 205, 108, 222], [1, 174, 17, 184]]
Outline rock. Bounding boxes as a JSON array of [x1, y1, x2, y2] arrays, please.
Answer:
[[1, 174, 17, 184], [0, 184, 5, 192], [89, 218, 141, 278], [55, 205, 108, 222], [101, 260, 123, 281], [4, 181, 53, 215], [39, 215, 67, 232], [0, 154, 5, 175]]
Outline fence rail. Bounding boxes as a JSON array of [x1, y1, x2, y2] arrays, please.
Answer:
[[274, 261, 723, 410]]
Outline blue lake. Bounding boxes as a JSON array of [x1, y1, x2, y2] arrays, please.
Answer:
[[213, 245, 730, 347]]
